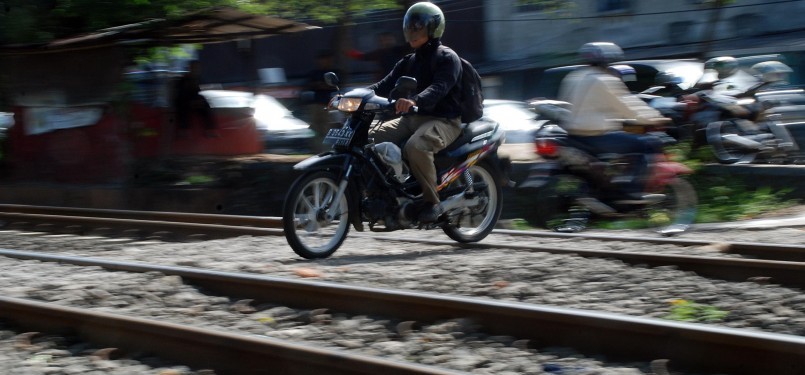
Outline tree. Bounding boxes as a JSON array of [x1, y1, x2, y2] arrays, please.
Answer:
[[697, 0, 735, 59], [0, 0, 405, 80], [0, 0, 405, 45]]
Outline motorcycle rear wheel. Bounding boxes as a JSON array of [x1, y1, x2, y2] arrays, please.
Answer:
[[442, 162, 503, 243], [283, 171, 350, 259]]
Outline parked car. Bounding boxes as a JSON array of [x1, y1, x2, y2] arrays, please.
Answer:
[[252, 94, 315, 154], [483, 99, 544, 161], [0, 112, 13, 135], [200, 90, 315, 154]]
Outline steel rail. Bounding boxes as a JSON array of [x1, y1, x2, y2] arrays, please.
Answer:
[[0, 249, 803, 375], [0, 296, 461, 375], [494, 229, 805, 262], [0, 212, 282, 239], [0, 204, 279, 227], [365, 234, 805, 289], [1, 204, 802, 261], [0, 205, 802, 287]]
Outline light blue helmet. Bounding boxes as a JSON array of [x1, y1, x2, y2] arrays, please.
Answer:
[[403, 2, 445, 43], [751, 61, 793, 83]]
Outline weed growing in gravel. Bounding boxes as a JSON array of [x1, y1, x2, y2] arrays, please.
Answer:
[[672, 142, 800, 223], [665, 299, 729, 322]]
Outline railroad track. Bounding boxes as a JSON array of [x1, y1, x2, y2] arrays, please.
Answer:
[[1, 250, 803, 375], [0, 204, 803, 288]]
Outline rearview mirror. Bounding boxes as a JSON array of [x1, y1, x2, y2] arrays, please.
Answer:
[[324, 72, 339, 88], [392, 76, 417, 99]]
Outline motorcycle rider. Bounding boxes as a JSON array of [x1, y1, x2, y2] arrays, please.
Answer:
[[558, 42, 668, 202], [367, 2, 463, 223]]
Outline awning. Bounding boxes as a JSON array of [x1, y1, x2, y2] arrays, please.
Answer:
[[0, 6, 318, 54]]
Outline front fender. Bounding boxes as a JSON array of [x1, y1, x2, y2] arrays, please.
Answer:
[[294, 152, 350, 172]]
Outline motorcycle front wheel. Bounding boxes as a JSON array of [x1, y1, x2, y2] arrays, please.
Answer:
[[648, 177, 698, 234], [282, 171, 350, 259], [442, 162, 503, 243], [706, 120, 757, 164]]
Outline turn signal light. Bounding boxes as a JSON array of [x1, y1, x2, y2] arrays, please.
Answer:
[[535, 139, 559, 157]]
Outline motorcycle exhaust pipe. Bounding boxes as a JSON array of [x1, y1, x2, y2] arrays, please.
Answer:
[[720, 134, 763, 150], [575, 197, 617, 216], [441, 191, 480, 213]]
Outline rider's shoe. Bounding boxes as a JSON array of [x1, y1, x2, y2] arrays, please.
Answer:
[[614, 193, 666, 205], [418, 202, 444, 223]]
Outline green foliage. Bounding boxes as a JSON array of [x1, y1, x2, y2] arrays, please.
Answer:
[[182, 174, 215, 185], [665, 299, 729, 323], [241, 0, 400, 24], [672, 141, 799, 224], [0, 0, 403, 45], [695, 183, 796, 223]]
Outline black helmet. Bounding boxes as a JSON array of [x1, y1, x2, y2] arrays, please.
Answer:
[[403, 2, 445, 43], [655, 71, 684, 86], [704, 56, 738, 79], [607, 64, 636, 82], [578, 42, 624, 66]]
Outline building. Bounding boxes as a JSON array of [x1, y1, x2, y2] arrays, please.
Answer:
[[480, 0, 805, 99]]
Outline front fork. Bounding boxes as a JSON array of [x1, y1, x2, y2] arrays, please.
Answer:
[[326, 161, 353, 222]]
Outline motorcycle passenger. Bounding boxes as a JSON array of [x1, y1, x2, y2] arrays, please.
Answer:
[[557, 42, 667, 202], [751, 60, 794, 89], [695, 56, 739, 92], [367, 2, 463, 222]]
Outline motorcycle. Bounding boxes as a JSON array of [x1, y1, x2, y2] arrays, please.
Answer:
[[282, 72, 508, 259], [518, 116, 698, 236], [701, 87, 805, 164], [637, 63, 805, 164]]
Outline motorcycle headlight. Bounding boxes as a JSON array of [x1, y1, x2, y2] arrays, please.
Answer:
[[337, 97, 363, 112]]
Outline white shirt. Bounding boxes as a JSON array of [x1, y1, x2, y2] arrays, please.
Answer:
[[558, 67, 661, 136]]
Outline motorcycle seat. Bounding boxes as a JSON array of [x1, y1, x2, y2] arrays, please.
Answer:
[[440, 120, 498, 154], [560, 137, 644, 161]]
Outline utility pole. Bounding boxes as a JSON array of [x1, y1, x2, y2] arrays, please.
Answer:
[[698, 0, 731, 59]]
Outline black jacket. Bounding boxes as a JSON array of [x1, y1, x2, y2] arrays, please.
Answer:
[[368, 39, 462, 119]]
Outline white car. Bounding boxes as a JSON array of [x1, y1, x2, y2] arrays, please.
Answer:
[[200, 90, 314, 154], [483, 99, 542, 161]]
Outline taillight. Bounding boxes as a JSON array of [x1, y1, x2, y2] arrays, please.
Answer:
[[535, 138, 559, 157]]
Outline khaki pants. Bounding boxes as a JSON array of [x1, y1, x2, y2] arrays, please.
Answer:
[[369, 115, 462, 204]]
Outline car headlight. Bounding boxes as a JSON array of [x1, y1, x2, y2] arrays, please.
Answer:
[[337, 97, 363, 112]]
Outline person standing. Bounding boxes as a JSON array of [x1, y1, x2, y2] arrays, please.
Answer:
[[173, 60, 218, 138], [304, 50, 340, 151], [347, 31, 410, 82]]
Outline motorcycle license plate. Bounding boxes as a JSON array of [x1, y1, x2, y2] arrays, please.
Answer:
[[323, 127, 354, 146]]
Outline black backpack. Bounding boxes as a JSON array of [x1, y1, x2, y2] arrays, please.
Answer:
[[406, 46, 484, 123]]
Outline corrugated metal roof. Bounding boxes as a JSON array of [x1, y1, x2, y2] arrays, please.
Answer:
[[0, 7, 318, 54]]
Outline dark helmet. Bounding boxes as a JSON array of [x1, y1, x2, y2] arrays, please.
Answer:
[[751, 60, 793, 83], [403, 2, 445, 43], [607, 64, 636, 82], [578, 42, 624, 66], [655, 71, 684, 86], [704, 56, 738, 79]]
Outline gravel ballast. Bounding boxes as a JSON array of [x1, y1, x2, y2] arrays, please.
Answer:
[[0, 227, 803, 374]]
